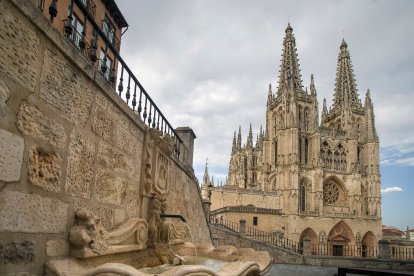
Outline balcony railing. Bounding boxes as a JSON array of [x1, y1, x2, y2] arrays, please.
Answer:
[[42, 0, 183, 157]]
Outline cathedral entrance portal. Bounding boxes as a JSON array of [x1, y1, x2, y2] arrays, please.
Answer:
[[328, 221, 354, 256]]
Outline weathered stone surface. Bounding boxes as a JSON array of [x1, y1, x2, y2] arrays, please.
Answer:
[[115, 125, 144, 157], [28, 146, 61, 192], [0, 1, 39, 91], [65, 130, 95, 198], [46, 239, 69, 257], [114, 208, 126, 226], [17, 102, 67, 148], [92, 109, 116, 144], [40, 49, 93, 127], [95, 169, 126, 205], [73, 202, 114, 231], [0, 190, 68, 233], [97, 141, 134, 178], [0, 241, 34, 264], [0, 79, 10, 117], [0, 129, 24, 182]]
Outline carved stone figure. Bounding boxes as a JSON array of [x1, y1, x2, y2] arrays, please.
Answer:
[[69, 209, 148, 258]]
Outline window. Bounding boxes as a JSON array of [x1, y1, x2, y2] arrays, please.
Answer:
[[102, 16, 115, 44], [66, 10, 84, 49], [253, 216, 258, 226], [99, 50, 113, 81], [300, 182, 306, 212], [304, 138, 309, 164], [274, 141, 278, 164]]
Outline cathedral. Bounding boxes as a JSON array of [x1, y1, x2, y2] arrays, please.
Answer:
[[202, 24, 382, 255]]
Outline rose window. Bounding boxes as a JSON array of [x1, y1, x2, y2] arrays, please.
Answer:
[[324, 182, 340, 204]]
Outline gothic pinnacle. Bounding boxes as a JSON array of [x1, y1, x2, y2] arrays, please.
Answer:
[[333, 39, 360, 109], [277, 22, 303, 95], [310, 74, 316, 96], [237, 126, 242, 149], [247, 123, 253, 148], [232, 130, 237, 153]]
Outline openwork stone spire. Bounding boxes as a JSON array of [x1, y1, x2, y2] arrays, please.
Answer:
[[247, 123, 253, 148], [202, 159, 210, 187], [237, 126, 242, 149], [231, 130, 237, 153], [333, 39, 361, 109], [277, 23, 303, 94]]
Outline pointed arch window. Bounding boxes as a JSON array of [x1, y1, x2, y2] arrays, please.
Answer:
[[300, 181, 306, 212], [299, 179, 311, 212], [305, 138, 309, 164]]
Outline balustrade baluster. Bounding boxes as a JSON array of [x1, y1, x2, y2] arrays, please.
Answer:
[[118, 67, 124, 96], [138, 89, 143, 115], [126, 76, 131, 104], [143, 98, 147, 122], [49, 0, 58, 22], [132, 84, 137, 111], [148, 105, 152, 126], [152, 110, 156, 128]]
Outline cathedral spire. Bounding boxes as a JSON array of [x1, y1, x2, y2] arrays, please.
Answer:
[[365, 89, 378, 142], [202, 159, 210, 187], [267, 83, 273, 106], [310, 74, 316, 96], [322, 97, 328, 122], [247, 123, 253, 148], [237, 126, 242, 149], [332, 39, 361, 109], [232, 130, 237, 153], [277, 23, 303, 95]]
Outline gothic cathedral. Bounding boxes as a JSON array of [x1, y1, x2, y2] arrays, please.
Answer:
[[203, 24, 382, 252]]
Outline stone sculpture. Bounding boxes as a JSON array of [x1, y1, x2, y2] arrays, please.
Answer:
[[69, 209, 148, 258]]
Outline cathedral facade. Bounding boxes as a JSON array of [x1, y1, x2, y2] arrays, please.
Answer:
[[203, 24, 382, 254]]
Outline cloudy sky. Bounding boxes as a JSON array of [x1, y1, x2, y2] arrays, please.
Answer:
[[116, 0, 414, 230]]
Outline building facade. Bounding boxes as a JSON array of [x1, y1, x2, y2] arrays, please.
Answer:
[[34, 0, 128, 82], [203, 24, 382, 255]]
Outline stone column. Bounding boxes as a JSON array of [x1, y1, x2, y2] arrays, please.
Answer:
[[176, 127, 196, 167], [378, 239, 391, 259], [202, 199, 211, 222], [239, 219, 246, 237]]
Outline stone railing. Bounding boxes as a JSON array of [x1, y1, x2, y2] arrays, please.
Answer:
[[311, 243, 378, 258], [390, 245, 414, 260], [210, 206, 283, 216]]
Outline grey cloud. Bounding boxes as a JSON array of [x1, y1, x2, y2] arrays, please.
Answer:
[[116, 0, 414, 182]]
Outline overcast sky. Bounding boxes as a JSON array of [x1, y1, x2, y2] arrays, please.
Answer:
[[117, 0, 414, 230]]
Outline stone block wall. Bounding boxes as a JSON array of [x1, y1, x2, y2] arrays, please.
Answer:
[[0, 0, 210, 274]]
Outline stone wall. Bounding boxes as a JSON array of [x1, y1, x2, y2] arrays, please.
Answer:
[[211, 225, 414, 271], [0, 0, 210, 275]]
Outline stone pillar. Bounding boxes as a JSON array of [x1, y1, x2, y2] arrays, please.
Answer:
[[378, 239, 391, 259], [212, 235, 219, 247], [302, 238, 312, 255], [239, 219, 246, 237], [202, 199, 211, 222], [176, 127, 196, 167]]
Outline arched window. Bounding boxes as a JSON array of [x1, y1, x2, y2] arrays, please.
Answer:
[[304, 110, 309, 131], [274, 141, 278, 164], [299, 179, 311, 212], [300, 181, 306, 212], [305, 138, 309, 164]]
